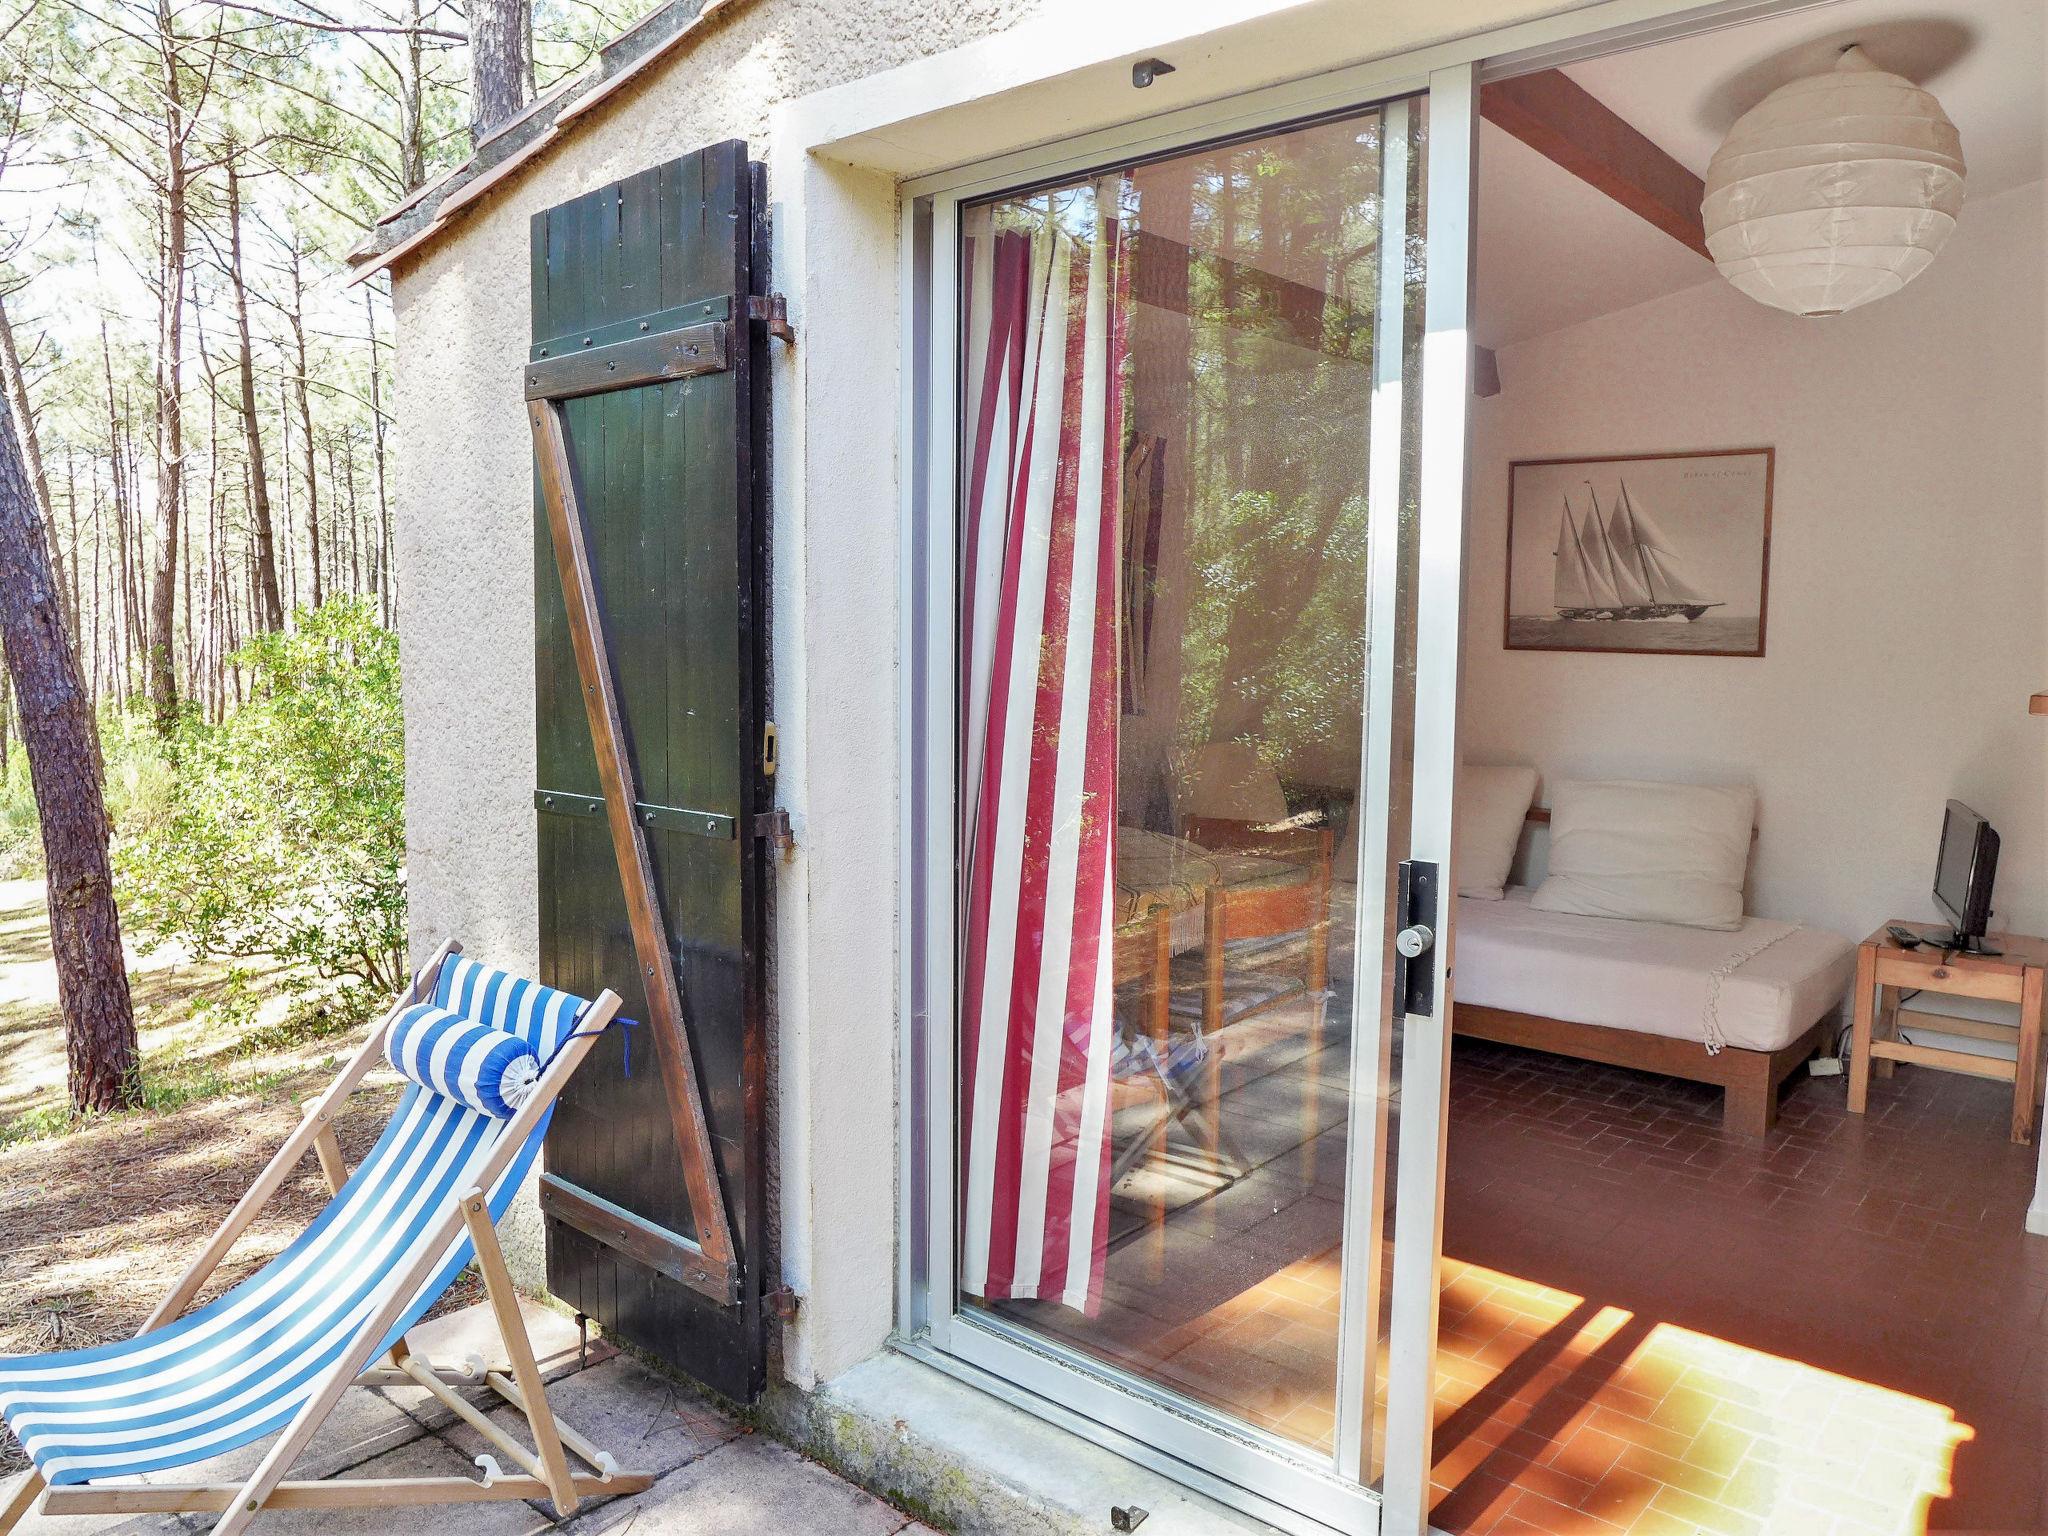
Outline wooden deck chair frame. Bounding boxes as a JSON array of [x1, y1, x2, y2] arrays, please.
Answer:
[[1180, 824, 1334, 1188], [0, 940, 654, 1535], [1105, 910, 1253, 1272]]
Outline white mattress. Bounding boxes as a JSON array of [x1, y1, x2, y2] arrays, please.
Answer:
[[1452, 888, 1856, 1054]]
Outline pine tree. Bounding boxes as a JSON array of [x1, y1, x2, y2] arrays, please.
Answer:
[[0, 304, 139, 1112]]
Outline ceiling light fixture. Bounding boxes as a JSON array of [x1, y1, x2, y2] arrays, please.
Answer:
[[1702, 44, 1966, 317]]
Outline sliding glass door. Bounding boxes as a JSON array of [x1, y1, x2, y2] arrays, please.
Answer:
[[910, 64, 1477, 1536]]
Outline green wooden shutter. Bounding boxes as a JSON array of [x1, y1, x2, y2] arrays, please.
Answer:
[[527, 140, 772, 1402]]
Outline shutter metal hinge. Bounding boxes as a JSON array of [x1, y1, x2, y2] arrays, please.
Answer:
[[753, 808, 795, 862], [765, 1285, 801, 1322], [747, 292, 795, 344]]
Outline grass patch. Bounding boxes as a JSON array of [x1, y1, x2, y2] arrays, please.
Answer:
[[0, 1039, 343, 1149], [137, 1056, 308, 1115], [233, 985, 379, 1056], [0, 946, 378, 1149], [0, 1102, 74, 1148]]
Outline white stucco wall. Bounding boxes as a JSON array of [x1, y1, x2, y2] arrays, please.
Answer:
[[394, 0, 1041, 973], [389, 0, 1665, 1395], [391, 0, 1041, 1389]]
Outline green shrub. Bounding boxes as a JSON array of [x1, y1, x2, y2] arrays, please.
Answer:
[[0, 732, 35, 877], [98, 708, 177, 837], [115, 598, 407, 999], [0, 700, 177, 877]]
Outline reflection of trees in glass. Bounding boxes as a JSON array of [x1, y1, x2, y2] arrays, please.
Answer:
[[965, 116, 1404, 823], [1129, 116, 1384, 804]]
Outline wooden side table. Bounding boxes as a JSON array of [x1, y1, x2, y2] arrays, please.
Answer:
[[1849, 923, 2048, 1143]]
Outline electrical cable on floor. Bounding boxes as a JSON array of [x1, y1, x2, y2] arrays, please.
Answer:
[[1896, 990, 1925, 1048]]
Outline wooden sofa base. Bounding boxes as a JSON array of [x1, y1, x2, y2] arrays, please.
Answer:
[[1453, 1005, 1829, 1138]]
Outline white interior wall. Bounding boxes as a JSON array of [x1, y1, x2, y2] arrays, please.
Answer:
[[1461, 177, 2048, 947]]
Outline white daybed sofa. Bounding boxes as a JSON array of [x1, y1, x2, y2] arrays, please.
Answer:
[[1437, 774, 1856, 1136], [1452, 886, 1856, 1136]]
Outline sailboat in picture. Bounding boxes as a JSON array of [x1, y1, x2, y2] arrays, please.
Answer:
[[1552, 480, 1722, 622]]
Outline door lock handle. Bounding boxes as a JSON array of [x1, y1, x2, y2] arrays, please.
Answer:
[[1392, 860, 1440, 1016]]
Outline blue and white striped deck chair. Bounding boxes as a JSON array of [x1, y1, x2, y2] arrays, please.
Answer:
[[0, 942, 652, 1535]]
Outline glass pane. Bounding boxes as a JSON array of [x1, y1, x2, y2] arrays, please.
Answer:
[[953, 107, 1405, 1458]]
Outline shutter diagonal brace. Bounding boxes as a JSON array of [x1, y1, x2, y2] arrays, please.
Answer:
[[527, 394, 741, 1307]]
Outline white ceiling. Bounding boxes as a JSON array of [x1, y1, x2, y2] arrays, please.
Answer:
[[1565, 0, 2045, 192], [1474, 0, 2046, 349], [1473, 120, 1717, 350]]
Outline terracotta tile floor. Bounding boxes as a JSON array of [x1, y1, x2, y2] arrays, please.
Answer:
[[992, 1002, 1353, 1446], [998, 1021, 2046, 1535], [1438, 1038, 2047, 1535]]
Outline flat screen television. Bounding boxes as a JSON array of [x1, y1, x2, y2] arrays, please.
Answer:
[[1931, 799, 2000, 953]]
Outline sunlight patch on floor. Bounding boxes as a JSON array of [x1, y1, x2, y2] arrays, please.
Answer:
[[1431, 1257, 1970, 1536]]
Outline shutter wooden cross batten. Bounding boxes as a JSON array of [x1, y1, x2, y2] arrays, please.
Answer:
[[527, 140, 772, 1401]]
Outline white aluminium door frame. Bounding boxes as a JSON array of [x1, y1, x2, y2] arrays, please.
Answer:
[[901, 88, 1430, 1536], [1380, 60, 1480, 1536], [1331, 89, 1414, 1495]]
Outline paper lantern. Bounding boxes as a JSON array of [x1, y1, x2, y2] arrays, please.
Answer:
[[1703, 45, 1965, 317]]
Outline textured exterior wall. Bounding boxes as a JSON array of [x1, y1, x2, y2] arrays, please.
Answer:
[[391, 0, 1042, 1378], [393, 0, 1037, 977]]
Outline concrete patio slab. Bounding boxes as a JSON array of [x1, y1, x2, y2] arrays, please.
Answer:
[[0, 1305, 927, 1536], [435, 1355, 742, 1484], [405, 1295, 591, 1382], [559, 1436, 926, 1536], [186, 1436, 527, 1536]]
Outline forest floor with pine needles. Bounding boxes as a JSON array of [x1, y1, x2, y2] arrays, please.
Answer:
[[0, 878, 480, 1476]]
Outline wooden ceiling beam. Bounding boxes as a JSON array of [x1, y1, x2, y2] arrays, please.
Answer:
[[1481, 69, 1712, 261]]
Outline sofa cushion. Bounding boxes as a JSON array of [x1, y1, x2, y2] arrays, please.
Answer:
[[1531, 779, 1754, 931], [1456, 765, 1540, 900]]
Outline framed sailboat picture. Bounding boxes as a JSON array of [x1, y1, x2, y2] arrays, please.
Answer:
[[1504, 448, 1774, 657]]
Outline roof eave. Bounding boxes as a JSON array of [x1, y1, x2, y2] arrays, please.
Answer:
[[348, 0, 748, 285]]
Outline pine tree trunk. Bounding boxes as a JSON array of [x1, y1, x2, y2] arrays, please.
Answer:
[[0, 293, 76, 649], [279, 380, 297, 611], [64, 451, 81, 643], [227, 161, 285, 631], [400, 0, 429, 187], [145, 106, 188, 730], [0, 372, 139, 1113], [1, 289, 97, 740], [338, 437, 361, 595], [180, 467, 194, 699], [88, 473, 103, 703], [102, 331, 128, 698], [468, 0, 533, 142], [286, 254, 320, 610], [144, 0, 194, 734], [365, 288, 393, 625]]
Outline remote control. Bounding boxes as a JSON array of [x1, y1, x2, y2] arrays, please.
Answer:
[[1885, 924, 1923, 949]]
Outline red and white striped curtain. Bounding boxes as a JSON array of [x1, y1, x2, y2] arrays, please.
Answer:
[[958, 180, 1131, 1314]]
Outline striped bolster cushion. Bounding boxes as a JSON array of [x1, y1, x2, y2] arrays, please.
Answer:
[[385, 1003, 541, 1117]]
